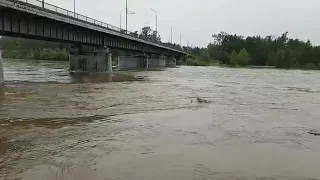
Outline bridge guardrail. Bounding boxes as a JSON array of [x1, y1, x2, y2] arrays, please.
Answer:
[[16, 0, 184, 53]]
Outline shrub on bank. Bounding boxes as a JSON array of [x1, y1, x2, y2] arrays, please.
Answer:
[[186, 55, 219, 66], [2, 48, 68, 61], [303, 63, 318, 70]]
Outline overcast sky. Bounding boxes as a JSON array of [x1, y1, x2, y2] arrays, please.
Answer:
[[45, 0, 320, 47]]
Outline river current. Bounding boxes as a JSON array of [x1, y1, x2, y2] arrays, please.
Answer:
[[0, 59, 319, 180]]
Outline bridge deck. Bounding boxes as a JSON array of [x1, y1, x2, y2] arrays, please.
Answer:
[[0, 0, 186, 55]]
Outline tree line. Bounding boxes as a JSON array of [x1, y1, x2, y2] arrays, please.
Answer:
[[0, 36, 69, 61], [182, 32, 320, 69]]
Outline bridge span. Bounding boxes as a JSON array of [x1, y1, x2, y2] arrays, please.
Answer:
[[0, 0, 187, 84]]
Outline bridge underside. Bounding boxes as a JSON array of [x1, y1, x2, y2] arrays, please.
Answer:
[[0, 3, 183, 57], [0, 1, 184, 83]]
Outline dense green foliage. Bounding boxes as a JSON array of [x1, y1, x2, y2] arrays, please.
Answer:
[[0, 37, 69, 61], [138, 26, 161, 42], [182, 32, 320, 69], [2, 48, 68, 61]]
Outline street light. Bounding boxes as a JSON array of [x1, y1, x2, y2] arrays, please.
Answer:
[[126, 0, 128, 33], [73, 0, 76, 17], [180, 32, 182, 47], [171, 25, 173, 44], [150, 8, 158, 37], [120, 8, 126, 31], [124, 0, 135, 33]]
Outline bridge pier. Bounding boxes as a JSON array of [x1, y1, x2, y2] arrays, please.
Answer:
[[148, 55, 166, 69], [118, 55, 148, 70], [146, 57, 149, 69], [166, 56, 177, 67], [69, 46, 108, 73], [118, 55, 168, 70], [107, 52, 113, 72], [0, 50, 4, 86]]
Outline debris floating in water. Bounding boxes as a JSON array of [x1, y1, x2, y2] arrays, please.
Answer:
[[308, 130, 320, 136], [191, 90, 212, 104], [196, 96, 212, 104]]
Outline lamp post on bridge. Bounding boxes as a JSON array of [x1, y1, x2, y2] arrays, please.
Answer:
[[180, 32, 182, 47], [126, 0, 128, 33], [124, 0, 135, 34], [120, 8, 126, 32], [171, 25, 173, 44], [150, 8, 158, 38]]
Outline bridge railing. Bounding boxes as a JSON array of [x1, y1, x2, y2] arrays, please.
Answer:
[[16, 0, 184, 52]]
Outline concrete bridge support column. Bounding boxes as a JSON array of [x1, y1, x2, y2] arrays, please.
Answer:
[[146, 56, 149, 70], [159, 55, 166, 67], [166, 56, 177, 67], [0, 50, 4, 86], [69, 46, 107, 73], [107, 52, 113, 72], [118, 55, 148, 70], [148, 55, 166, 69]]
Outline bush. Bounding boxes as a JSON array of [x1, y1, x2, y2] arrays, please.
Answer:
[[275, 49, 299, 69], [266, 51, 277, 66], [303, 63, 317, 70], [229, 50, 238, 66], [186, 56, 217, 66], [2, 48, 68, 61], [218, 51, 230, 64], [237, 48, 250, 66], [196, 50, 209, 62], [187, 58, 204, 66]]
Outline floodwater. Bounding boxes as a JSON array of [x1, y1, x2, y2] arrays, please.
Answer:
[[0, 59, 320, 180]]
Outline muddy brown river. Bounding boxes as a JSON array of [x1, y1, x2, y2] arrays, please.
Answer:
[[0, 59, 319, 180]]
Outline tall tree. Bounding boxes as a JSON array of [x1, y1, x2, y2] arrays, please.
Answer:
[[237, 48, 250, 66], [138, 26, 161, 43]]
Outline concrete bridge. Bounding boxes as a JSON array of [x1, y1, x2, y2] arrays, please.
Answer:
[[0, 0, 187, 84]]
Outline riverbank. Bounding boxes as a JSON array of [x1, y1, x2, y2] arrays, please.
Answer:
[[185, 58, 320, 70]]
